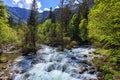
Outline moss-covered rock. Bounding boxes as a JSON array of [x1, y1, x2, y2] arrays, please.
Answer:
[[66, 45, 72, 50], [70, 41, 79, 48], [57, 46, 64, 52]]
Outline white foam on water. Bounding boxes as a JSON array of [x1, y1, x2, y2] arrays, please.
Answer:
[[10, 45, 98, 80]]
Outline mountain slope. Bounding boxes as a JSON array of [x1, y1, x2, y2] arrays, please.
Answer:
[[7, 7, 49, 24]]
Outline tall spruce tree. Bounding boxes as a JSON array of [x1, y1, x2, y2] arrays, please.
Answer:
[[23, 0, 38, 55], [58, 0, 65, 50]]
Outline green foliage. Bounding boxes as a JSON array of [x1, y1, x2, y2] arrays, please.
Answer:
[[89, 1, 120, 77], [37, 19, 60, 45], [101, 65, 110, 74], [68, 14, 80, 41], [63, 37, 71, 45], [88, 0, 120, 48], [0, 26, 18, 44], [70, 41, 78, 48], [66, 45, 72, 50], [79, 18, 88, 42], [57, 46, 64, 51], [105, 74, 113, 80], [17, 28, 25, 45], [0, 0, 19, 46]]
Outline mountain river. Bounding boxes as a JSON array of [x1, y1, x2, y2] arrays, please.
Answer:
[[9, 45, 100, 80]]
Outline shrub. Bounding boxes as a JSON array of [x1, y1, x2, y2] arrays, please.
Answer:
[[105, 74, 113, 80], [70, 41, 78, 48], [101, 65, 110, 74], [63, 37, 71, 46], [66, 45, 72, 50], [57, 46, 64, 52]]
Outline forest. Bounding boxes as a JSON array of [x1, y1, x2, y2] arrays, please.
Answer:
[[0, 0, 120, 80]]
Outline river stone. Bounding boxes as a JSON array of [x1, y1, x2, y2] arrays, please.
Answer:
[[62, 63, 69, 72], [0, 71, 4, 77], [2, 66, 6, 70], [0, 50, 3, 54], [81, 60, 88, 64], [46, 64, 56, 72], [98, 77, 104, 80], [71, 56, 77, 60], [79, 66, 88, 74], [0, 76, 8, 80], [89, 67, 95, 74], [89, 52, 92, 54], [97, 72, 105, 80], [83, 55, 87, 57], [90, 78, 97, 80], [14, 70, 20, 74]]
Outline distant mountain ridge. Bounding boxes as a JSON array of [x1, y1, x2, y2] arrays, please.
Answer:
[[7, 0, 94, 24], [7, 7, 50, 24]]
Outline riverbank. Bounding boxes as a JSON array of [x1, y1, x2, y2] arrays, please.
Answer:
[[0, 53, 21, 80], [92, 48, 120, 80]]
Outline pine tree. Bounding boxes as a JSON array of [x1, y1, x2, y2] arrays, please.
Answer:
[[23, 0, 38, 55], [57, 0, 65, 51]]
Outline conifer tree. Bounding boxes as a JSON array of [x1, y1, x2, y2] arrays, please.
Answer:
[[23, 0, 38, 55]]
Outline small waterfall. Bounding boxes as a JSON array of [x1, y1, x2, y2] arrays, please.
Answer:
[[9, 45, 98, 80]]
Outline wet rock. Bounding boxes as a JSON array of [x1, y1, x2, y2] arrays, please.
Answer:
[[70, 73, 80, 78], [89, 52, 92, 54], [81, 60, 88, 64], [90, 78, 97, 80], [93, 51, 100, 55], [46, 63, 56, 72], [71, 56, 77, 60], [0, 71, 4, 77], [24, 73, 30, 78], [79, 66, 88, 74], [98, 77, 104, 80], [14, 70, 20, 74], [8, 64, 12, 67], [83, 55, 87, 57], [89, 67, 95, 74], [97, 72, 104, 80], [0, 50, 3, 54], [62, 63, 68, 72], [0, 76, 8, 80], [2, 66, 6, 70], [2, 60, 8, 63]]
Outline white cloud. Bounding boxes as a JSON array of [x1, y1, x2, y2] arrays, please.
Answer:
[[13, 0, 20, 4], [25, 0, 32, 4], [12, 0, 42, 10], [74, 1, 79, 4], [44, 8, 50, 11], [38, 9, 43, 13], [18, 3, 23, 8], [55, 6, 59, 9], [37, 1, 42, 9]]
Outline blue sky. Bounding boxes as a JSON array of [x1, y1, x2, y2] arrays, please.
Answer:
[[3, 0, 60, 12]]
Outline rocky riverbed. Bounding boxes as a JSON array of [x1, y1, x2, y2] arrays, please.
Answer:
[[8, 45, 101, 80]]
